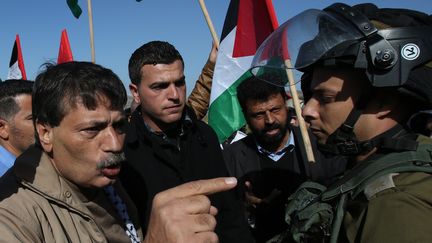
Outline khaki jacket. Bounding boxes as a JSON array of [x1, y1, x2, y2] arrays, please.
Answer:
[[0, 146, 143, 243], [187, 59, 215, 120]]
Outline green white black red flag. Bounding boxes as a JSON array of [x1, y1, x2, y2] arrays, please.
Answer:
[[208, 0, 278, 142]]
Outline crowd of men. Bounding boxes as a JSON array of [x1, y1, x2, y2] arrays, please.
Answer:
[[0, 2, 431, 243]]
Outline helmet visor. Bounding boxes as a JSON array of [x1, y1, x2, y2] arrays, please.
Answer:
[[250, 8, 365, 87]]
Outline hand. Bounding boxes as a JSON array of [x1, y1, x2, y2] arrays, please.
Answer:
[[244, 181, 262, 207], [143, 177, 237, 243], [244, 181, 282, 208], [208, 42, 218, 65]]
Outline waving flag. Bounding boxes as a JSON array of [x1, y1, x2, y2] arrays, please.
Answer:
[[58, 29, 74, 64], [67, 0, 82, 19], [8, 35, 27, 80], [67, 0, 143, 19], [208, 0, 278, 142]]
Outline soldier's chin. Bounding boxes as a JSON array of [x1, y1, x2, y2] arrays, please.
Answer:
[[311, 130, 328, 144]]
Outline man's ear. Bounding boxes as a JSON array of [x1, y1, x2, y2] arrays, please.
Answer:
[[35, 121, 53, 152], [0, 118, 9, 140], [129, 83, 141, 104]]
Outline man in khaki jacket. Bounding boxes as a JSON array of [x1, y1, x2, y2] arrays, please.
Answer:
[[0, 61, 237, 243]]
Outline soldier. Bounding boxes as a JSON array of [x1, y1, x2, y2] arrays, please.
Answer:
[[252, 3, 432, 242]]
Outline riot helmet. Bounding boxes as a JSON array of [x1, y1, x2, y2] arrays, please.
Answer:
[[251, 3, 432, 156]]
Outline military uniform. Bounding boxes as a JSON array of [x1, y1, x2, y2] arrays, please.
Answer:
[[345, 171, 432, 243]]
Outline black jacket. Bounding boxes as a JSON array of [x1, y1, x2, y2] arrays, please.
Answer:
[[120, 107, 253, 243], [224, 125, 347, 184], [223, 125, 347, 242]]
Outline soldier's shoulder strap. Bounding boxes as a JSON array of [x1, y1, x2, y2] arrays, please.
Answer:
[[322, 142, 432, 201]]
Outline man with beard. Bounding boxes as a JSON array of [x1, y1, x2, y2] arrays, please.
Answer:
[[223, 75, 346, 242]]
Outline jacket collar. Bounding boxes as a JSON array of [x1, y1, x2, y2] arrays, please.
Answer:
[[255, 130, 295, 162], [126, 105, 196, 145], [13, 145, 103, 218]]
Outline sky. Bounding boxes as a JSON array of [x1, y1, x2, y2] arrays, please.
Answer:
[[0, 0, 430, 96]]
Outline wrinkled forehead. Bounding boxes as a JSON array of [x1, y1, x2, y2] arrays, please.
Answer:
[[61, 92, 122, 114]]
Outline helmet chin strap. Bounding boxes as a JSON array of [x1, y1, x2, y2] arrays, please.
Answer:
[[318, 108, 365, 156], [318, 109, 418, 156]]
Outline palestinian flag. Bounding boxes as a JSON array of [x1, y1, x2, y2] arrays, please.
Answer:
[[57, 29, 74, 64], [7, 34, 27, 80], [208, 0, 278, 142]]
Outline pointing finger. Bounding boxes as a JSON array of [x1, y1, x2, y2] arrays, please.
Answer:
[[154, 177, 237, 205]]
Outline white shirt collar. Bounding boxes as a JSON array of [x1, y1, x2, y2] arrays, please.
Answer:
[[256, 131, 295, 162]]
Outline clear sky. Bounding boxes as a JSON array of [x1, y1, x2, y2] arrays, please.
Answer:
[[0, 0, 430, 95]]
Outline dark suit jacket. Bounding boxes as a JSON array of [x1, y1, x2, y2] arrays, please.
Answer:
[[223, 125, 347, 242], [223, 125, 347, 184]]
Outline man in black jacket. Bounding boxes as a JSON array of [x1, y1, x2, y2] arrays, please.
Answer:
[[120, 40, 253, 243], [223, 75, 346, 242]]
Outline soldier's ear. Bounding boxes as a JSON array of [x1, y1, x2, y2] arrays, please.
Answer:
[[0, 118, 9, 140], [35, 121, 53, 153]]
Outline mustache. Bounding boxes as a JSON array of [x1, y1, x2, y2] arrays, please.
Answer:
[[96, 153, 126, 169], [262, 123, 282, 133]]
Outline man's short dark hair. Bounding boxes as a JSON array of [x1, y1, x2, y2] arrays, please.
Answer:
[[33, 61, 127, 129], [236, 74, 287, 112], [0, 79, 33, 120], [128, 40, 184, 85]]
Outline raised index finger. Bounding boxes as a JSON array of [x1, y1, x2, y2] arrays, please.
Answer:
[[156, 177, 237, 203]]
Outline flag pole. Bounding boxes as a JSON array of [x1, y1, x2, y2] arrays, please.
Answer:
[[285, 59, 315, 163], [198, 0, 220, 48], [87, 0, 95, 63]]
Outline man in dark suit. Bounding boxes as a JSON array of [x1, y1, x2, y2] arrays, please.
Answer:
[[223, 75, 346, 242]]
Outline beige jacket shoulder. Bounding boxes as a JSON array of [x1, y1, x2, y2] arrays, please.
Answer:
[[187, 59, 215, 120], [0, 146, 143, 243]]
